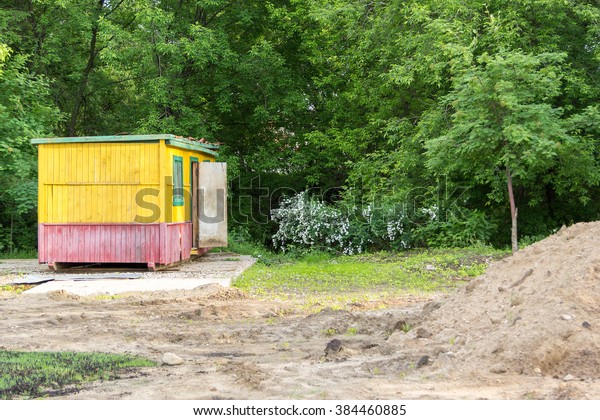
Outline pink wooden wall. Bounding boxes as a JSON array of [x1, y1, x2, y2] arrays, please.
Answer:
[[38, 222, 192, 266]]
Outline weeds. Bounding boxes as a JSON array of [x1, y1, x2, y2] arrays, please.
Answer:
[[0, 284, 33, 294], [0, 350, 155, 399], [322, 328, 338, 337], [0, 249, 37, 259], [400, 322, 412, 333], [94, 294, 122, 300], [234, 247, 507, 307], [346, 327, 358, 336]]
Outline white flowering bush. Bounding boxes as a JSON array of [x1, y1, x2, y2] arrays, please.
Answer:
[[271, 192, 409, 254], [271, 192, 352, 252]]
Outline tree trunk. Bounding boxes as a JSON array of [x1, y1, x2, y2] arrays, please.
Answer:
[[10, 214, 13, 254], [506, 165, 518, 254], [67, 0, 104, 136]]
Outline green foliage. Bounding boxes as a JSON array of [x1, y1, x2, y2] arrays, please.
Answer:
[[0, 48, 59, 205], [0, 43, 60, 253], [0, 350, 155, 399], [213, 228, 271, 259], [519, 233, 553, 248], [413, 209, 496, 248], [0, 248, 37, 259], [424, 50, 599, 245], [425, 51, 569, 185], [0, 0, 599, 252]]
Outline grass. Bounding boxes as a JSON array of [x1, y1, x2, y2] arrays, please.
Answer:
[[94, 294, 123, 300], [346, 327, 358, 336], [0, 249, 38, 259], [0, 284, 34, 294], [0, 350, 155, 399], [234, 246, 508, 308], [322, 328, 338, 336], [209, 230, 305, 266]]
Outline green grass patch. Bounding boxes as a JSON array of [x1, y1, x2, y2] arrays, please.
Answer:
[[0, 249, 38, 259], [0, 350, 155, 399], [0, 284, 34, 294], [93, 294, 123, 300], [346, 327, 358, 336], [234, 247, 507, 308]]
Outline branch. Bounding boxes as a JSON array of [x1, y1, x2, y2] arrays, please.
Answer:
[[102, 0, 126, 18], [83, 74, 160, 98], [205, 2, 234, 27]]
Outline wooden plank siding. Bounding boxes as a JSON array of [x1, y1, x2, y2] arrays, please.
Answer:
[[38, 141, 215, 224], [38, 142, 162, 224], [38, 223, 192, 265]]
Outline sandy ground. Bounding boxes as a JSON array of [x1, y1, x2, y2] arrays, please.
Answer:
[[18, 253, 257, 295], [1, 226, 600, 400]]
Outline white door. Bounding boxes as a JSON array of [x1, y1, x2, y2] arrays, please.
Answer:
[[196, 162, 228, 247]]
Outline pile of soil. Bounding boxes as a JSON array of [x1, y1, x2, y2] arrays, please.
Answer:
[[401, 221, 600, 380]]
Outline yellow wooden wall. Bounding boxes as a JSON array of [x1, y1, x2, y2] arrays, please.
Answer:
[[38, 141, 215, 224]]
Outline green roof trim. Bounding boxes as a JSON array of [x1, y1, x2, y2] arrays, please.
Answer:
[[166, 138, 218, 156], [31, 134, 175, 144], [30, 134, 219, 156]]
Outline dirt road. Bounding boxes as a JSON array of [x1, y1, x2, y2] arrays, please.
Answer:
[[2, 225, 600, 400], [0, 286, 576, 399], [0, 283, 594, 399]]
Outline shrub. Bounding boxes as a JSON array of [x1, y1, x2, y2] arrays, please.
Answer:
[[271, 192, 409, 254], [412, 208, 495, 247]]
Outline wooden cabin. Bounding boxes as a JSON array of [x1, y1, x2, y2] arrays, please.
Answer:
[[31, 134, 227, 270]]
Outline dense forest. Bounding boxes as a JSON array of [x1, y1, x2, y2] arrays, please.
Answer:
[[1, 0, 599, 254]]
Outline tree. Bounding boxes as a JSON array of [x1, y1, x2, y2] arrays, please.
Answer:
[[0, 44, 60, 251], [425, 51, 578, 253]]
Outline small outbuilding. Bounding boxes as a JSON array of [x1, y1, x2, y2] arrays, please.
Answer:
[[31, 134, 227, 270]]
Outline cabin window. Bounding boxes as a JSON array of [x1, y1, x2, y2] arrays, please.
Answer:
[[173, 156, 184, 206]]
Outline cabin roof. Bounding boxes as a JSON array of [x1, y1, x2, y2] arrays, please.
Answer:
[[31, 134, 219, 156]]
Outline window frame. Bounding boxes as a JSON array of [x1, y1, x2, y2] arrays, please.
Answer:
[[173, 155, 184, 206]]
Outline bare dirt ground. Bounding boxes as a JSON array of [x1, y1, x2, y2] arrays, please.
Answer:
[[1, 223, 600, 400]]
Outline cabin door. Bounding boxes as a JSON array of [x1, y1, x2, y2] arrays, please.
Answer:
[[194, 162, 228, 248]]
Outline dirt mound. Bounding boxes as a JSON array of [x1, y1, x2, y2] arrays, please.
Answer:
[[406, 221, 600, 380], [47, 290, 81, 301]]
